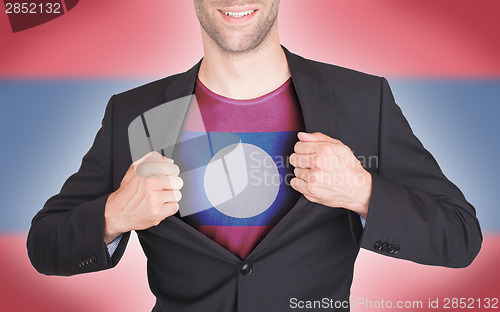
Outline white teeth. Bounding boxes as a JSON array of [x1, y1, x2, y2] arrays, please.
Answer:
[[222, 10, 255, 18]]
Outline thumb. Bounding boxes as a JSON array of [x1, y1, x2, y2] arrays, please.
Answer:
[[134, 151, 173, 167], [128, 151, 173, 178], [298, 132, 339, 143], [134, 151, 160, 166]]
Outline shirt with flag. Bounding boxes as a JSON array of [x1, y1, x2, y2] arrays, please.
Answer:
[[174, 77, 305, 260]]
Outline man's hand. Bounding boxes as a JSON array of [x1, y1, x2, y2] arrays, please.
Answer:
[[103, 151, 183, 244], [289, 132, 371, 219]]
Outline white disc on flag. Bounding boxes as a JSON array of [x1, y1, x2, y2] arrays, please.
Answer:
[[204, 143, 280, 219]]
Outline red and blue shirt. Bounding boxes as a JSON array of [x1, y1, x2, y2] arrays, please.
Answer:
[[175, 77, 305, 259]]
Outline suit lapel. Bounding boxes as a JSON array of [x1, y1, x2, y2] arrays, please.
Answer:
[[153, 60, 246, 262], [247, 48, 338, 257], [163, 60, 201, 101], [155, 47, 338, 261], [284, 47, 336, 137]]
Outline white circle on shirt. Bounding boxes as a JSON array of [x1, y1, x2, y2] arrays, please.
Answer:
[[203, 143, 280, 219]]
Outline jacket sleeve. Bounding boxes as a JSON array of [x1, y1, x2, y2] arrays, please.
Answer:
[[356, 77, 482, 268], [27, 96, 130, 276]]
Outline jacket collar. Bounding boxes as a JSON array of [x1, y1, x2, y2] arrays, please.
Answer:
[[163, 45, 336, 138]]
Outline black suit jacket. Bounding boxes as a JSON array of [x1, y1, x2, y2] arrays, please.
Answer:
[[27, 47, 482, 311]]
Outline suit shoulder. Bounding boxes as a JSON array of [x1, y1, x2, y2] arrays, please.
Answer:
[[292, 53, 382, 86], [103, 71, 194, 127], [113, 73, 182, 104]]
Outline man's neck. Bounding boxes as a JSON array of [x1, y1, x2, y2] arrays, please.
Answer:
[[198, 32, 291, 100]]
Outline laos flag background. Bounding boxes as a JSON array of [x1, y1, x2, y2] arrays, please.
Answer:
[[1, 0, 499, 311]]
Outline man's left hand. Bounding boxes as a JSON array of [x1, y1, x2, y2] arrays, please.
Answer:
[[289, 132, 372, 219]]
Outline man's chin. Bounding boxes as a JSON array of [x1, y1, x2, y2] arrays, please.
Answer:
[[215, 35, 267, 55]]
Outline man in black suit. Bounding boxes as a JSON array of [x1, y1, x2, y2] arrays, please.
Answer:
[[27, 1, 482, 311]]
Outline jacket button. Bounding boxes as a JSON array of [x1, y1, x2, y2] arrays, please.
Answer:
[[89, 256, 97, 265], [393, 245, 400, 254], [387, 244, 395, 254], [240, 263, 253, 276], [79, 259, 87, 268], [381, 242, 389, 252], [374, 241, 383, 250]]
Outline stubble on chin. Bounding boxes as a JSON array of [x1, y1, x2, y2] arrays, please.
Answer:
[[195, 1, 280, 55]]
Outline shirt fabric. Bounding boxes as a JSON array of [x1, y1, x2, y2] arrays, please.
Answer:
[[175, 77, 305, 260]]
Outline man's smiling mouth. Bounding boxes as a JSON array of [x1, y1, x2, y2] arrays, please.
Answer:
[[220, 10, 256, 18]]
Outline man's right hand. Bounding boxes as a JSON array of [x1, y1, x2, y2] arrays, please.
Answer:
[[104, 151, 183, 244]]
